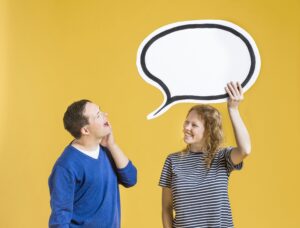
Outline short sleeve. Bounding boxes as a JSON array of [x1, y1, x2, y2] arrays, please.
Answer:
[[221, 147, 243, 174], [159, 156, 172, 188]]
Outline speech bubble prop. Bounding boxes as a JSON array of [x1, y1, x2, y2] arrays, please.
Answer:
[[136, 20, 261, 119]]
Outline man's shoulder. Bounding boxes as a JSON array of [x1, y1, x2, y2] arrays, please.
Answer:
[[54, 145, 81, 169]]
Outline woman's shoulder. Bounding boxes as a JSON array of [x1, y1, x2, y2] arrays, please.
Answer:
[[165, 151, 189, 162], [215, 146, 233, 158], [168, 151, 184, 157]]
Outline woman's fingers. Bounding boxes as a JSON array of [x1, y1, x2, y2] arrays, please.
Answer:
[[226, 82, 237, 99], [225, 85, 236, 102], [228, 82, 238, 97], [226, 81, 244, 102], [225, 86, 234, 100], [232, 81, 240, 96], [237, 82, 243, 95]]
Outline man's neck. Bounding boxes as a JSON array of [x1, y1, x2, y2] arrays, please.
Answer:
[[72, 137, 100, 151]]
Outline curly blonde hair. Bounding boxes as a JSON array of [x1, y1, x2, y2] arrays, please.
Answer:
[[183, 105, 223, 168]]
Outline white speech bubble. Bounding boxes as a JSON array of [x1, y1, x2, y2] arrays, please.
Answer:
[[136, 20, 261, 119]]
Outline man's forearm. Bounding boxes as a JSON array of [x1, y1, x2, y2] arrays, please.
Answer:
[[107, 144, 129, 169]]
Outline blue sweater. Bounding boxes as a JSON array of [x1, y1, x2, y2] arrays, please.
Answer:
[[48, 145, 137, 228]]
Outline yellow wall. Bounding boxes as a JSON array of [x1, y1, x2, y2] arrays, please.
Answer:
[[0, 0, 299, 227]]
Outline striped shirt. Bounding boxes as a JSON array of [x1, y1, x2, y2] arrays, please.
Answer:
[[159, 147, 243, 228]]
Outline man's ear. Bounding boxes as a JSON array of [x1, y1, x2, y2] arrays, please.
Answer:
[[80, 126, 89, 136]]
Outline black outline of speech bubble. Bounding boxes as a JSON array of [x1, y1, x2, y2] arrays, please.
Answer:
[[139, 23, 256, 117]]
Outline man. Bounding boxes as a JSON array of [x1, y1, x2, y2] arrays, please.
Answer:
[[49, 99, 137, 228]]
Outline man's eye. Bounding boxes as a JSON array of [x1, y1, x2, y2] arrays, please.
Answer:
[[192, 124, 198, 127]]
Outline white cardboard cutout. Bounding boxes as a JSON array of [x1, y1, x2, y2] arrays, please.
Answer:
[[136, 20, 261, 119]]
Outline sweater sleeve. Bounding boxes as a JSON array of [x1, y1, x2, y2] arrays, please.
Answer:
[[48, 165, 75, 228], [116, 161, 137, 188]]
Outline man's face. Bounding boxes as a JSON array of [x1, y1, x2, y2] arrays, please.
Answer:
[[83, 102, 111, 139]]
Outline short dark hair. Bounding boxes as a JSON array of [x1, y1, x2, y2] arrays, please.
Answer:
[[63, 99, 92, 139]]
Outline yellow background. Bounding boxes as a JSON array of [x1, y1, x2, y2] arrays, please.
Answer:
[[1, 0, 299, 227]]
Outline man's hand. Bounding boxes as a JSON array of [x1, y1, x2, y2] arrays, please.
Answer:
[[100, 122, 116, 148]]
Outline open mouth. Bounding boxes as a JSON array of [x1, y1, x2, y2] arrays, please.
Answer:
[[184, 132, 193, 138]]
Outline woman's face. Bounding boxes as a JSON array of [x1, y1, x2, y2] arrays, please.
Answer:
[[183, 110, 205, 146]]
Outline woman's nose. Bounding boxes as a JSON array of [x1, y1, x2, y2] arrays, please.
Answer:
[[184, 124, 191, 131]]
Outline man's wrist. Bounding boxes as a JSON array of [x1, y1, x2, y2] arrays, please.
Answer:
[[107, 143, 119, 151]]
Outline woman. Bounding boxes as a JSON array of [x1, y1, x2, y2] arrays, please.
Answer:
[[159, 82, 251, 228]]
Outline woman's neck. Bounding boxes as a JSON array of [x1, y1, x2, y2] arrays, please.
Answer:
[[189, 143, 206, 153]]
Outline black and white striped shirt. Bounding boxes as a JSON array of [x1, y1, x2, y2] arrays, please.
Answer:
[[159, 147, 243, 228]]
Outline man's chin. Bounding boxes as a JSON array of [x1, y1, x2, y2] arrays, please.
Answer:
[[103, 130, 112, 136]]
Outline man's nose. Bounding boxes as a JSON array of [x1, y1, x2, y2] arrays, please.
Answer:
[[101, 112, 108, 117]]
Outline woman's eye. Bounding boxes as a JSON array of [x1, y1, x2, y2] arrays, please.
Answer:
[[192, 124, 198, 127]]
